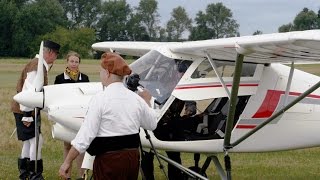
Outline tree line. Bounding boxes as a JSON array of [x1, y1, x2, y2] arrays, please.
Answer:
[[0, 0, 319, 58]]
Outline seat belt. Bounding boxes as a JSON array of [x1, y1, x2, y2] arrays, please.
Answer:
[[215, 119, 226, 138]]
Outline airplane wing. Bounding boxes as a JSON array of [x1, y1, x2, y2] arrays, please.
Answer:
[[92, 30, 320, 63], [169, 30, 320, 63], [92, 41, 177, 57]]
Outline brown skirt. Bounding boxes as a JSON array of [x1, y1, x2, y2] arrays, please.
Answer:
[[93, 148, 140, 180]]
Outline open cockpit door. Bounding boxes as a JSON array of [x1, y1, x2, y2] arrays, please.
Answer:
[[153, 95, 251, 142], [129, 50, 193, 106]]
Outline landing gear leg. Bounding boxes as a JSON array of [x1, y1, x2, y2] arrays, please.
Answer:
[[199, 155, 227, 180], [188, 153, 201, 173], [224, 152, 231, 180], [185, 153, 207, 180]]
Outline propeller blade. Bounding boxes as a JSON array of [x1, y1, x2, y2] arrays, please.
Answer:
[[34, 41, 45, 171], [33, 41, 44, 92]]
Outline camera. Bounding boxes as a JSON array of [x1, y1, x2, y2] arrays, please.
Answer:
[[126, 73, 141, 92], [126, 73, 160, 106]]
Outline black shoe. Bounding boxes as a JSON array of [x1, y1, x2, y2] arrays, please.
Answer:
[[18, 158, 29, 180], [29, 160, 44, 180]]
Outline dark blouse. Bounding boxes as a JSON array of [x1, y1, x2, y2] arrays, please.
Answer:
[[54, 72, 89, 84]]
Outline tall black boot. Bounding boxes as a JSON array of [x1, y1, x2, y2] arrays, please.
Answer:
[[29, 160, 44, 180], [18, 158, 29, 180]]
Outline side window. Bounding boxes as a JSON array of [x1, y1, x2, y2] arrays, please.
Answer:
[[191, 59, 256, 78], [191, 60, 217, 78]]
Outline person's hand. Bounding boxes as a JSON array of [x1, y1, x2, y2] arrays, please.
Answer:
[[138, 89, 152, 106], [22, 121, 31, 127], [22, 111, 34, 127], [184, 109, 193, 116], [59, 162, 71, 179]]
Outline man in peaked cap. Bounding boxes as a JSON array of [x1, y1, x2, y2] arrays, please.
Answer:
[[44, 40, 60, 54], [11, 40, 60, 180], [59, 52, 158, 180]]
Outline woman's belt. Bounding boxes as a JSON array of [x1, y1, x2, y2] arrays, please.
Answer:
[[87, 133, 140, 156]]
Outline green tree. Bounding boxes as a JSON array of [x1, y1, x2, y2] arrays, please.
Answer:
[[278, 8, 319, 32], [189, 3, 239, 40], [278, 23, 293, 32], [189, 11, 212, 40], [135, 0, 160, 40], [317, 9, 320, 28], [206, 3, 239, 38], [97, 0, 132, 41], [158, 27, 167, 41], [166, 6, 192, 41], [126, 13, 149, 41], [41, 26, 96, 58], [12, 0, 65, 57], [59, 0, 101, 28], [12, 0, 28, 8], [253, 30, 263, 35], [293, 8, 318, 30], [0, 0, 18, 56]]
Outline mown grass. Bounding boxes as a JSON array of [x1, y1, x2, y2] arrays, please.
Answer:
[[1, 59, 320, 179]]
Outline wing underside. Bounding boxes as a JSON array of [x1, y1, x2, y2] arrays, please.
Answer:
[[168, 30, 320, 63], [92, 30, 320, 63], [92, 41, 176, 57]]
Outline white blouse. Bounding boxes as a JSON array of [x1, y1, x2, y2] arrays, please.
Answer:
[[71, 82, 158, 153]]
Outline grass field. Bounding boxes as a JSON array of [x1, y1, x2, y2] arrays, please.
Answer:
[[1, 59, 320, 179]]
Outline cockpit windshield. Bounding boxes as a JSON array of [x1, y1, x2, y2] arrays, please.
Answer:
[[130, 50, 192, 104]]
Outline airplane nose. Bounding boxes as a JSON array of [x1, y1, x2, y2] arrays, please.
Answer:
[[13, 90, 44, 109]]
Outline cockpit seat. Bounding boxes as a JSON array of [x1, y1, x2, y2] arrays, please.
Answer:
[[196, 114, 209, 135]]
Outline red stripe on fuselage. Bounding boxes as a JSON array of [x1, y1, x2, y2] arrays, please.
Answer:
[[236, 125, 257, 129], [236, 90, 320, 129], [252, 90, 320, 118], [175, 83, 258, 90]]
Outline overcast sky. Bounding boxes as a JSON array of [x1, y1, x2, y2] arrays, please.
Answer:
[[126, 0, 319, 36]]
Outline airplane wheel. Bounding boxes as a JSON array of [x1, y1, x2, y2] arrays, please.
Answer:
[[183, 166, 207, 180]]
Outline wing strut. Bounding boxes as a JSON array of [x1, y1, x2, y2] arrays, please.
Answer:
[[205, 52, 231, 99], [222, 53, 244, 180], [283, 61, 294, 107], [223, 53, 244, 148]]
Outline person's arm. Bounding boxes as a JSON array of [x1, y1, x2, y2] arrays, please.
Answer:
[[70, 94, 102, 153], [138, 90, 158, 130], [60, 94, 101, 178], [19, 71, 37, 126], [59, 147, 80, 179], [138, 89, 152, 107], [20, 71, 37, 112]]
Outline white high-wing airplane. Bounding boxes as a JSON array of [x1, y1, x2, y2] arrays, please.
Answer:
[[14, 30, 320, 179]]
